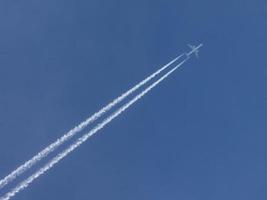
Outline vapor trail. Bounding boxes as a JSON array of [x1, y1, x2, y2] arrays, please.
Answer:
[[0, 54, 184, 190], [0, 58, 188, 200]]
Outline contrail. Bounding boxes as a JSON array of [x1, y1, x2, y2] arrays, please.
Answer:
[[0, 58, 188, 200], [0, 54, 184, 189]]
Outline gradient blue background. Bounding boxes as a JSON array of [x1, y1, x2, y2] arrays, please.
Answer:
[[0, 0, 267, 199]]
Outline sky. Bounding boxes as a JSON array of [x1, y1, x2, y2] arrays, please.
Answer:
[[0, 0, 267, 199]]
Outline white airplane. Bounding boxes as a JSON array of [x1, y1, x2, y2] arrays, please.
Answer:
[[186, 43, 203, 58]]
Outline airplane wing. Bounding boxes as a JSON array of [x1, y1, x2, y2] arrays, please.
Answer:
[[188, 44, 194, 49], [195, 51, 199, 58]]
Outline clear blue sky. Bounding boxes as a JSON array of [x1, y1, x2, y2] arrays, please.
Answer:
[[0, 0, 267, 199]]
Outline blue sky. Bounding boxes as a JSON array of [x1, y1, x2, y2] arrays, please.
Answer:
[[0, 0, 267, 199]]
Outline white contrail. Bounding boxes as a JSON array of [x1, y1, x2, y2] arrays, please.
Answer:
[[0, 58, 188, 200], [0, 54, 184, 190]]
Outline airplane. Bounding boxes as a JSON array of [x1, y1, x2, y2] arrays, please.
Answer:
[[186, 43, 203, 58]]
